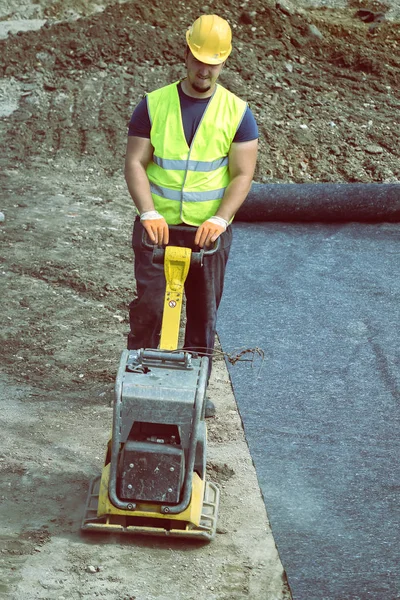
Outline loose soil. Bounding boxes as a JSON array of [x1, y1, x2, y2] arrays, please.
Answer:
[[0, 0, 399, 598]]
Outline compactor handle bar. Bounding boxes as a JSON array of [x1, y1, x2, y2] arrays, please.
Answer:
[[142, 225, 220, 267]]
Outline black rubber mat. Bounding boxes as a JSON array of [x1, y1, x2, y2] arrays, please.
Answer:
[[217, 222, 399, 600]]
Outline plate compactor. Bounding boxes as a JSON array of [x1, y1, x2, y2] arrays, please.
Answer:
[[81, 233, 220, 540]]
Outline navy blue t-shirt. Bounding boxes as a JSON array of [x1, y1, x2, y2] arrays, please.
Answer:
[[128, 82, 258, 147]]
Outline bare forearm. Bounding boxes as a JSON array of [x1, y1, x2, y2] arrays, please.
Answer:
[[215, 175, 253, 222], [124, 162, 154, 214]]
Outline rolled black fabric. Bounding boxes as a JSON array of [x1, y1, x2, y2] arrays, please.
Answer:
[[236, 183, 400, 222]]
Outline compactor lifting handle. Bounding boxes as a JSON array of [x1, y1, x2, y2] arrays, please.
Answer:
[[142, 226, 220, 266]]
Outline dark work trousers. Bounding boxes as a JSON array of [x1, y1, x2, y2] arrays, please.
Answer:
[[128, 217, 232, 381]]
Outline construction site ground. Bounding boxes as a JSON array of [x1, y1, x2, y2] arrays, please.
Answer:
[[0, 0, 399, 598]]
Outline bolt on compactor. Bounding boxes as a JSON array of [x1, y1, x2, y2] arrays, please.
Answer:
[[82, 229, 219, 540]]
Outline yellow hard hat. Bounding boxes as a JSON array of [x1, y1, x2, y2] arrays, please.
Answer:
[[186, 15, 232, 65]]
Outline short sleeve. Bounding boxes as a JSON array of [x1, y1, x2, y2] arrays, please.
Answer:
[[233, 106, 259, 143], [128, 97, 151, 138]]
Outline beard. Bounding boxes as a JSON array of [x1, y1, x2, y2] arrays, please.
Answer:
[[192, 82, 211, 93], [191, 75, 212, 94]]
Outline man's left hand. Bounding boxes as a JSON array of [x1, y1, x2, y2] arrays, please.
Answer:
[[194, 216, 228, 248]]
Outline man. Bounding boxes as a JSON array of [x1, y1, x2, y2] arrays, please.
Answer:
[[124, 15, 258, 412]]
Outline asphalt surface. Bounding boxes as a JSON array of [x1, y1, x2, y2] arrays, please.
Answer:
[[218, 221, 399, 600]]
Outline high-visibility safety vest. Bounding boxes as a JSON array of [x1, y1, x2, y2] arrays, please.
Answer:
[[146, 81, 247, 226]]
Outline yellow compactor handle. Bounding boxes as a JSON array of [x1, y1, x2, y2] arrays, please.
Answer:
[[159, 246, 192, 351]]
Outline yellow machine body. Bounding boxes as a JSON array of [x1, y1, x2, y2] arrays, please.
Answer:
[[97, 463, 204, 523], [82, 462, 219, 539]]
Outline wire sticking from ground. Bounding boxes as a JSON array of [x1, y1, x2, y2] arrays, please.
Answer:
[[178, 346, 266, 380]]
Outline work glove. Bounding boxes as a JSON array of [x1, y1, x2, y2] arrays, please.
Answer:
[[194, 216, 228, 248], [140, 210, 169, 245]]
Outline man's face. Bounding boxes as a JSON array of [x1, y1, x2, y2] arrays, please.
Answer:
[[185, 50, 224, 95]]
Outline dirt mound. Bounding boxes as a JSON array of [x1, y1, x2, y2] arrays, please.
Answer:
[[0, 0, 399, 182]]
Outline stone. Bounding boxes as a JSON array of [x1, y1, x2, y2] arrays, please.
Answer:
[[307, 24, 324, 39], [86, 565, 97, 574], [276, 0, 296, 16], [365, 144, 384, 154]]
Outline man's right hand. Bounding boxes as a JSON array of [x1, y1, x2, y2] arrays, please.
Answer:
[[140, 210, 169, 245]]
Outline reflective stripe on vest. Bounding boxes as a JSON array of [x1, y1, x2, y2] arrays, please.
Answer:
[[150, 183, 226, 202], [153, 155, 229, 172], [146, 81, 247, 226]]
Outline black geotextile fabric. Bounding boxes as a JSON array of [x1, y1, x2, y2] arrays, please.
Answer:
[[217, 222, 399, 600]]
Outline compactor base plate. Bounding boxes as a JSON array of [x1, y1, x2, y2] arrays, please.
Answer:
[[81, 475, 219, 541]]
